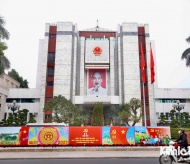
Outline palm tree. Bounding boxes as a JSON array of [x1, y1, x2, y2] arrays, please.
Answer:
[[0, 16, 10, 40], [0, 16, 10, 75], [181, 36, 190, 67]]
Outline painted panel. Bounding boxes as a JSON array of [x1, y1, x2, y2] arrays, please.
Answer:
[[69, 126, 102, 146]]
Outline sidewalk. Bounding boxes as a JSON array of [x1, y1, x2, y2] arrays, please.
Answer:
[[0, 147, 160, 159]]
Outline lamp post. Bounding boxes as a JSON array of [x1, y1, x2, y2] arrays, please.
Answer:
[[172, 100, 185, 128], [7, 100, 20, 115]]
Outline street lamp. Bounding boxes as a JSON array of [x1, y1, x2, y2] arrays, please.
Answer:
[[172, 100, 185, 128], [7, 100, 20, 115]]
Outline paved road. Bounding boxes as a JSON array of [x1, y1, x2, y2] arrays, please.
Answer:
[[0, 158, 159, 164]]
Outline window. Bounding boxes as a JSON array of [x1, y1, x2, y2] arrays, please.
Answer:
[[157, 99, 186, 103], [6, 98, 20, 103], [47, 67, 54, 77], [45, 114, 51, 120], [49, 34, 56, 38], [165, 113, 169, 120], [47, 82, 54, 86], [4, 113, 7, 120], [6, 98, 35, 103], [21, 99, 35, 103], [48, 53, 55, 62]]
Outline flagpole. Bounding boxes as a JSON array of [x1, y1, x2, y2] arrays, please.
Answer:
[[142, 82, 147, 126], [152, 82, 157, 126]]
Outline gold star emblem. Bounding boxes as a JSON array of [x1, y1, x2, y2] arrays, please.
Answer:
[[121, 130, 125, 134]]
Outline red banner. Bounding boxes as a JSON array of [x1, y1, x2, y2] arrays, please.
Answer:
[[69, 126, 102, 146]]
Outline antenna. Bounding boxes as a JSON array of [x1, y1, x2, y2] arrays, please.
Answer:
[[96, 20, 99, 31]]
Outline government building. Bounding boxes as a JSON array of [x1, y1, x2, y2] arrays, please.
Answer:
[[1, 22, 190, 126]]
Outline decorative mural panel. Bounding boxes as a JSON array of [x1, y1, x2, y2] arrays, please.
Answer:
[[102, 126, 135, 145], [135, 126, 171, 145], [0, 126, 171, 146], [0, 127, 21, 146], [87, 69, 107, 96], [28, 126, 69, 145], [69, 126, 102, 146], [85, 39, 109, 63]]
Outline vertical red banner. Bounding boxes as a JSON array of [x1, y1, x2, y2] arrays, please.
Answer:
[[19, 126, 29, 146]]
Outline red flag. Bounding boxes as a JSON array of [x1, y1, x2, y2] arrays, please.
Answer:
[[150, 44, 155, 84], [140, 43, 146, 83]]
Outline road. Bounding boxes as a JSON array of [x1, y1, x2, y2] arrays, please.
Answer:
[[0, 158, 159, 164]]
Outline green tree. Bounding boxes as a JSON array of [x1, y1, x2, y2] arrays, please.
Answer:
[[118, 98, 142, 126], [0, 16, 10, 40], [44, 95, 83, 125], [91, 102, 104, 126], [0, 16, 10, 75], [181, 36, 190, 67], [28, 114, 37, 123], [8, 69, 29, 88], [0, 109, 36, 126], [158, 113, 170, 126], [103, 106, 119, 125], [180, 112, 190, 128]]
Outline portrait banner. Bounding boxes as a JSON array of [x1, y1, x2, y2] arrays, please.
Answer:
[[87, 69, 107, 96]]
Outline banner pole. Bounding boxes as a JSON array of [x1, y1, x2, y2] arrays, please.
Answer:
[[152, 83, 157, 126], [142, 82, 147, 126]]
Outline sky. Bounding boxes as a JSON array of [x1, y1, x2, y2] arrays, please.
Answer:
[[0, 0, 190, 88]]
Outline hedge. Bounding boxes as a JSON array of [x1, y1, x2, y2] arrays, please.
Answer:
[[170, 128, 190, 139]]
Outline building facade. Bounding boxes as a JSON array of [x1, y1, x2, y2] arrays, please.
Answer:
[[0, 22, 189, 125], [0, 73, 20, 120], [37, 22, 155, 126]]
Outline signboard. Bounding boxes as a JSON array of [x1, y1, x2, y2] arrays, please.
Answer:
[[69, 127, 102, 146]]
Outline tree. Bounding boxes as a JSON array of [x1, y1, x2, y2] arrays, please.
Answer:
[[118, 98, 142, 126], [0, 109, 36, 126], [0, 16, 10, 40], [158, 113, 170, 126], [181, 36, 190, 67], [103, 106, 119, 125], [8, 69, 29, 88], [44, 95, 83, 125], [91, 102, 104, 126], [0, 16, 10, 75]]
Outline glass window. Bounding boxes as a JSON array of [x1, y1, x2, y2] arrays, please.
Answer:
[[4, 113, 7, 119], [45, 114, 51, 120], [48, 53, 55, 62], [49, 34, 56, 38], [47, 67, 54, 77], [6, 98, 20, 103], [47, 82, 54, 86]]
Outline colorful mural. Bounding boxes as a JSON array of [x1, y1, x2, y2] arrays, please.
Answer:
[[28, 126, 69, 145], [135, 126, 171, 145], [0, 126, 171, 146], [0, 127, 21, 146], [102, 126, 135, 145]]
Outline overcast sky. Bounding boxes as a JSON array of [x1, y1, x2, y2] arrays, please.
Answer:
[[1, 0, 190, 88]]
